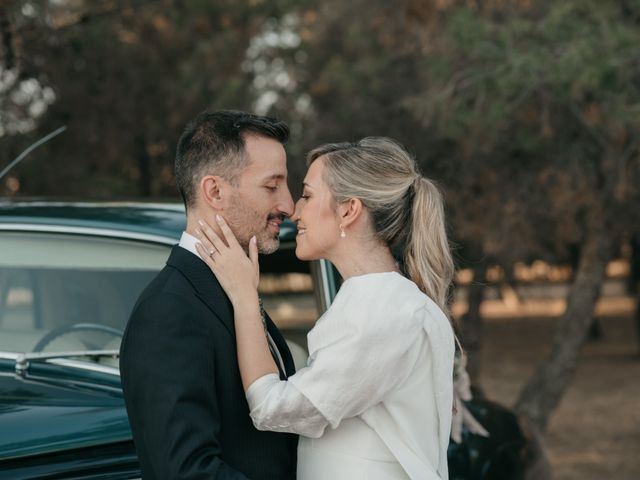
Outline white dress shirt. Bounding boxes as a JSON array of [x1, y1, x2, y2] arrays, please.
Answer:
[[178, 231, 203, 258], [245, 272, 455, 479]]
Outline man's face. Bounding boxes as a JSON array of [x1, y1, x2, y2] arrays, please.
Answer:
[[222, 134, 294, 254]]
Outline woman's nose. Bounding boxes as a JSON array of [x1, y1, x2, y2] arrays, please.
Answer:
[[291, 199, 302, 222]]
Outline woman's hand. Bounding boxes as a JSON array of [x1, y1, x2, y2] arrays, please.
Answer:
[[196, 216, 278, 390], [195, 215, 260, 305]]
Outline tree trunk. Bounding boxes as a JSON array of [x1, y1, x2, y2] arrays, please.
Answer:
[[515, 224, 613, 431], [634, 293, 640, 357], [462, 255, 487, 386], [629, 236, 640, 354]]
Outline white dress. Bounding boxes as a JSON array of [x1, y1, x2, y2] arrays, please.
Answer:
[[246, 272, 455, 479]]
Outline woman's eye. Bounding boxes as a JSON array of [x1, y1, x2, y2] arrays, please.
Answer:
[[300, 194, 310, 200]]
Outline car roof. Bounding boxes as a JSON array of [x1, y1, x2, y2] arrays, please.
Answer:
[[0, 201, 297, 243]]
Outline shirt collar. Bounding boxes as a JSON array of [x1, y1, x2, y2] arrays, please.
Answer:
[[178, 231, 202, 259]]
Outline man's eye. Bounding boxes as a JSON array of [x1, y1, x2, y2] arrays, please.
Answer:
[[266, 185, 278, 191]]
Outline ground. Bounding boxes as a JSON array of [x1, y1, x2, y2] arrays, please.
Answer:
[[478, 313, 640, 480]]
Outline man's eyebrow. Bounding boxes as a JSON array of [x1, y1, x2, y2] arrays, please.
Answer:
[[263, 173, 286, 181]]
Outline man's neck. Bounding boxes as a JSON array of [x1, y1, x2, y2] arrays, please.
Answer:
[[185, 209, 224, 241]]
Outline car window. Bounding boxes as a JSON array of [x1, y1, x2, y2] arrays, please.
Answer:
[[0, 232, 169, 355], [0, 230, 327, 369]]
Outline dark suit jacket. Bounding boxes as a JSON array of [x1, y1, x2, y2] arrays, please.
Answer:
[[120, 246, 298, 479]]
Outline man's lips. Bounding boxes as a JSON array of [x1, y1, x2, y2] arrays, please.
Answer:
[[268, 218, 282, 231]]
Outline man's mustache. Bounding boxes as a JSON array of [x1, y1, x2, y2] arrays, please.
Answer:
[[267, 213, 286, 222]]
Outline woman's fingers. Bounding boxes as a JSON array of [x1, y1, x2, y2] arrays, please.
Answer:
[[195, 242, 218, 269], [195, 231, 218, 259], [215, 215, 242, 250], [249, 235, 259, 269], [197, 218, 227, 252]]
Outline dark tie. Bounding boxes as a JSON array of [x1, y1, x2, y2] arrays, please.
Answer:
[[258, 298, 287, 379]]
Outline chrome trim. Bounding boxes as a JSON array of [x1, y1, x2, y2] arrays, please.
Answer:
[[0, 223, 178, 245], [14, 350, 119, 376], [0, 352, 20, 360], [46, 358, 120, 376], [311, 259, 335, 314]]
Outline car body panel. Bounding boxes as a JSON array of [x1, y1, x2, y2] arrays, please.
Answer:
[[0, 358, 127, 460]]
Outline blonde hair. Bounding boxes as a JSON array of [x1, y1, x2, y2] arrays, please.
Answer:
[[307, 137, 454, 315]]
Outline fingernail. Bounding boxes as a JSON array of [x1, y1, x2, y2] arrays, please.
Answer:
[[195, 229, 201, 237], [251, 236, 257, 244], [198, 219, 204, 226], [216, 214, 222, 222]]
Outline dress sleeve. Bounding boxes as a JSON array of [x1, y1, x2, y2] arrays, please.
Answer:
[[244, 297, 426, 435], [287, 303, 424, 428], [246, 373, 330, 438]]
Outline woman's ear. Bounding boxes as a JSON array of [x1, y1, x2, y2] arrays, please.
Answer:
[[200, 175, 226, 210], [338, 197, 363, 228]]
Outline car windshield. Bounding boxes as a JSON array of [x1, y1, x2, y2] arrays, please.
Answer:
[[0, 231, 169, 357]]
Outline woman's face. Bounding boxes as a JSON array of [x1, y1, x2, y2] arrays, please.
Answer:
[[292, 157, 342, 261]]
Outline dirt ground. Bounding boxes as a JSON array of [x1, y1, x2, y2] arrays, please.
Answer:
[[477, 313, 640, 480]]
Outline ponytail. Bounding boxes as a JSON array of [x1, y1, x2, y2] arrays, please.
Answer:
[[404, 177, 454, 315]]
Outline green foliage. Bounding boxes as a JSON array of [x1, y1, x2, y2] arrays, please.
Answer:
[[255, 0, 640, 265], [409, 0, 640, 150], [2, 0, 639, 257]]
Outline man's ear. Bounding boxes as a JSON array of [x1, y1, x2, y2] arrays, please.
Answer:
[[200, 175, 226, 209], [338, 197, 363, 228]]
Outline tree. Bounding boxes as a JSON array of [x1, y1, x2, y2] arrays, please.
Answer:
[[404, 0, 640, 430], [260, 0, 640, 432], [1, 0, 295, 197]]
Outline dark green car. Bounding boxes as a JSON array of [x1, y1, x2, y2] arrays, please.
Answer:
[[0, 201, 539, 479]]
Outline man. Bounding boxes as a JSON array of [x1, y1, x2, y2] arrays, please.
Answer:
[[120, 110, 298, 479]]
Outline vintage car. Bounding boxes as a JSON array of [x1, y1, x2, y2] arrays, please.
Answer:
[[0, 201, 539, 479]]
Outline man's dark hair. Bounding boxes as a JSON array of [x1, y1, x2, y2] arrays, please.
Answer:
[[175, 110, 289, 208]]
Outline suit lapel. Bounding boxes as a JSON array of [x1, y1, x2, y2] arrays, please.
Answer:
[[167, 245, 296, 376], [166, 245, 235, 338]]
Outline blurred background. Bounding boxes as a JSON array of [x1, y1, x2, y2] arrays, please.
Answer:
[[1, 1, 639, 478]]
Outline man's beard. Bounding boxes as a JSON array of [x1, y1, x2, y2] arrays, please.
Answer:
[[257, 212, 286, 254], [224, 195, 282, 254]]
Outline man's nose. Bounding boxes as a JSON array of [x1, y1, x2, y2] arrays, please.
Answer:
[[278, 185, 295, 217]]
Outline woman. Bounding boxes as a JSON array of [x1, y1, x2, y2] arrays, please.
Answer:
[[196, 137, 456, 479]]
